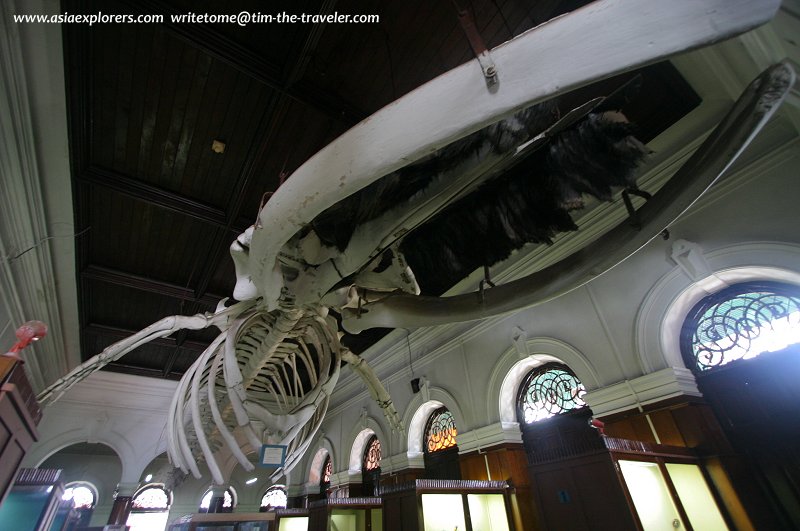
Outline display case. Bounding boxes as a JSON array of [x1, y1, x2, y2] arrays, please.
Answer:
[[167, 511, 275, 531], [275, 508, 310, 531], [380, 480, 515, 531], [0, 468, 66, 531], [308, 497, 382, 531]]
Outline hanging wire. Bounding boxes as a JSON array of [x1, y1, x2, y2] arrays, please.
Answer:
[[2, 227, 91, 265], [405, 330, 415, 377]]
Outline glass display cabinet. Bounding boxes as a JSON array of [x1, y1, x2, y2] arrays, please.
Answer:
[[0, 468, 72, 531], [615, 453, 729, 530], [167, 511, 275, 531], [275, 508, 310, 531], [380, 479, 515, 531], [308, 497, 382, 531], [528, 432, 734, 531]]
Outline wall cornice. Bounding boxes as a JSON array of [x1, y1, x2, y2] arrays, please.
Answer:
[[456, 422, 523, 454], [584, 367, 700, 418]]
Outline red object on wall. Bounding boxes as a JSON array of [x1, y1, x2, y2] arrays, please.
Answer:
[[4, 321, 47, 361]]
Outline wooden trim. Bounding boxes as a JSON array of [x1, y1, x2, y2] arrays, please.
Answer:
[[611, 457, 645, 531], [82, 265, 223, 307], [84, 324, 209, 352], [79, 166, 228, 226], [657, 460, 695, 531]]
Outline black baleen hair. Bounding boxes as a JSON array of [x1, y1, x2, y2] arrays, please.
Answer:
[[310, 84, 648, 295], [400, 113, 648, 294]]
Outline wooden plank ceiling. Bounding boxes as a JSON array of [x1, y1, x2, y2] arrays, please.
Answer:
[[63, 0, 698, 379]]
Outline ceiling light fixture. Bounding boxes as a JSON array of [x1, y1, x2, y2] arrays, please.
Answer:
[[211, 139, 226, 154]]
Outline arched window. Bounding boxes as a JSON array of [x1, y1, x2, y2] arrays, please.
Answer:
[[422, 406, 460, 480], [260, 485, 288, 511], [62, 481, 97, 509], [424, 407, 458, 453], [321, 455, 332, 488], [363, 435, 382, 471], [199, 487, 235, 513], [680, 281, 800, 372], [360, 434, 382, 496], [61, 481, 98, 529], [516, 362, 587, 424], [131, 485, 170, 510], [127, 484, 171, 531]]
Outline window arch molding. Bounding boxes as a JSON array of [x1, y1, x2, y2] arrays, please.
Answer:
[[346, 416, 390, 474], [347, 428, 381, 474], [405, 386, 467, 458], [492, 338, 598, 425], [30, 436, 126, 477], [307, 444, 333, 486], [636, 242, 800, 373]]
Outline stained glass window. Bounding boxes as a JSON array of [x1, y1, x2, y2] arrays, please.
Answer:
[[131, 485, 170, 510], [516, 363, 587, 424], [363, 435, 382, 471], [62, 483, 96, 509], [424, 407, 458, 453], [322, 455, 332, 486], [681, 281, 800, 372], [260, 486, 287, 510]]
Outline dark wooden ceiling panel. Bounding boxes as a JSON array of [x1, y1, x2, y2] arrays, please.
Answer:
[[89, 22, 277, 208], [298, 0, 398, 114], [85, 281, 187, 332], [239, 98, 343, 219], [168, 348, 206, 376], [165, 0, 323, 72], [86, 186, 222, 288], [205, 240, 238, 300]]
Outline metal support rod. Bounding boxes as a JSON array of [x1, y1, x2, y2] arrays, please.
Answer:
[[456, 7, 498, 86]]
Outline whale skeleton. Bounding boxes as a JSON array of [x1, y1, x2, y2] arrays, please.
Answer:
[[37, 0, 791, 486]]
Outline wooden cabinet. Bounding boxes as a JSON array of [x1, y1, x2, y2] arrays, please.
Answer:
[[0, 358, 42, 507], [308, 497, 382, 531]]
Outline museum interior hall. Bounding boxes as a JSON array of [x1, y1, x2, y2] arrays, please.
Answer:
[[1, 0, 799, 529]]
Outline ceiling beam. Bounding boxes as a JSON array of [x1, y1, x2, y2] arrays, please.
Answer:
[[82, 264, 224, 307], [161, 330, 188, 378], [79, 165, 231, 228], [104, 362, 183, 380], [85, 323, 210, 352]]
